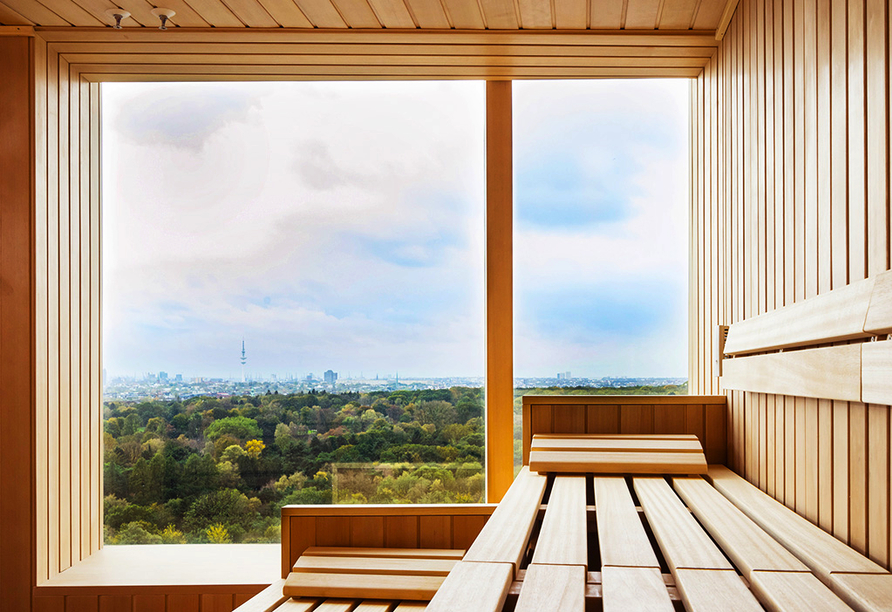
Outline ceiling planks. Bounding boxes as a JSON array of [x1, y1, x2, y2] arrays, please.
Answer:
[[402, 0, 449, 27], [0, 1, 37, 24], [623, 0, 660, 29], [33, 0, 103, 25], [293, 0, 348, 27], [516, 0, 551, 29], [2, 0, 728, 29], [328, 0, 381, 27], [589, 0, 624, 28], [365, 0, 415, 28], [252, 0, 314, 27]]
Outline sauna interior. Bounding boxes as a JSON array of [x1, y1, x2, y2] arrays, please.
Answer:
[[0, 0, 891, 608]]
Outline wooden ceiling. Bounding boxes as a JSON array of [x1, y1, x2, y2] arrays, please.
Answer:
[[0, 0, 729, 31]]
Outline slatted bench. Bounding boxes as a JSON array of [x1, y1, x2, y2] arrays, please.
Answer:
[[238, 432, 892, 612]]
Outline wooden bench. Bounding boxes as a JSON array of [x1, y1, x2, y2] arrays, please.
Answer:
[[238, 430, 892, 612]]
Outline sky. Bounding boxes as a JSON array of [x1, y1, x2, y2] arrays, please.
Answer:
[[102, 79, 688, 380]]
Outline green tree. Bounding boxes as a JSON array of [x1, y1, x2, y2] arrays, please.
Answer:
[[204, 416, 262, 441]]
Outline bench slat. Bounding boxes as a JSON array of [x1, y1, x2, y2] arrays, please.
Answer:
[[313, 601, 359, 612], [750, 571, 853, 612], [425, 561, 514, 612], [672, 477, 808, 577], [514, 564, 585, 612], [531, 450, 707, 475], [277, 601, 323, 612], [463, 467, 547, 572], [673, 569, 764, 612], [829, 573, 892, 612], [300, 547, 465, 560], [231, 579, 290, 612], [633, 477, 732, 571], [292, 555, 456, 576], [284, 572, 444, 601], [531, 435, 702, 453], [393, 604, 428, 611], [353, 603, 394, 612], [531, 476, 588, 567], [707, 465, 885, 578], [601, 566, 674, 612], [594, 476, 660, 569]]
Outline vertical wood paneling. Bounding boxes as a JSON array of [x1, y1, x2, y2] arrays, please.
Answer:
[[694, 0, 892, 571], [31, 46, 103, 584], [0, 34, 37, 611]]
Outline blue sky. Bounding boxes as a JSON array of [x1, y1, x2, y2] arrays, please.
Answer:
[[102, 79, 687, 380]]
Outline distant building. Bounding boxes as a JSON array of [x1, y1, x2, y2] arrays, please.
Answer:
[[159, 371, 168, 381], [557, 371, 572, 380], [324, 370, 338, 384], [175, 374, 183, 382]]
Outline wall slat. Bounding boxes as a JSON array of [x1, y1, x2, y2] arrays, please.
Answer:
[[693, 0, 892, 570]]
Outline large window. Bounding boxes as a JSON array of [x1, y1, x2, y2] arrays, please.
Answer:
[[102, 82, 485, 544], [512, 80, 690, 464]]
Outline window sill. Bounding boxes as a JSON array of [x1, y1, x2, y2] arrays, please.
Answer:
[[36, 544, 279, 589]]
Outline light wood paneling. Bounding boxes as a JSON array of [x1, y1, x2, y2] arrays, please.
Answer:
[[0, 0, 730, 29], [692, 0, 892, 571]]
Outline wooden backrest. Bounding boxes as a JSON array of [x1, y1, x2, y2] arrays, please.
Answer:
[[521, 396, 727, 466], [720, 269, 892, 404]]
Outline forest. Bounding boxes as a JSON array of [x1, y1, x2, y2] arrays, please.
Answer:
[[103, 383, 686, 544]]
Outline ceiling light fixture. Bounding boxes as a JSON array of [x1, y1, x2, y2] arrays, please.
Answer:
[[151, 7, 176, 30], [105, 8, 131, 28]]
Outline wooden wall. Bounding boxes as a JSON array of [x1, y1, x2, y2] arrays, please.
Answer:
[[0, 32, 38, 611], [33, 588, 267, 612], [690, 0, 892, 568], [29, 32, 104, 584]]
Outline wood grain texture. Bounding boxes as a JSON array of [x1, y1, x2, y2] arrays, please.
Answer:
[[600, 567, 674, 612], [864, 270, 892, 333], [720, 344, 862, 401], [633, 477, 732, 570], [485, 79, 513, 503], [231, 580, 288, 612], [672, 477, 808, 577], [531, 476, 587, 567], [722, 276, 875, 355], [749, 571, 852, 612], [692, 0, 892, 573], [292, 555, 456, 576], [828, 572, 892, 612], [706, 465, 885, 578], [522, 398, 727, 466], [530, 450, 708, 475], [594, 477, 660, 569], [0, 35, 35, 611], [463, 467, 546, 572], [673, 569, 764, 612], [514, 564, 585, 612], [862, 342, 892, 405], [283, 572, 444, 600], [424, 562, 513, 612]]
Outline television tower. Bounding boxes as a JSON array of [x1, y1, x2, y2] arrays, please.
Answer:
[[240, 338, 247, 383]]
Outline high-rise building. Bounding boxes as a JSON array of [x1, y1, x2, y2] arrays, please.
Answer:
[[324, 370, 338, 384]]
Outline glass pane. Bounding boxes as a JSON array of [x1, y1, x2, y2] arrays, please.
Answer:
[[513, 80, 689, 467], [102, 81, 485, 544]]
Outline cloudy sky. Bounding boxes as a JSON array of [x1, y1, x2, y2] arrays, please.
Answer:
[[102, 79, 687, 380]]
